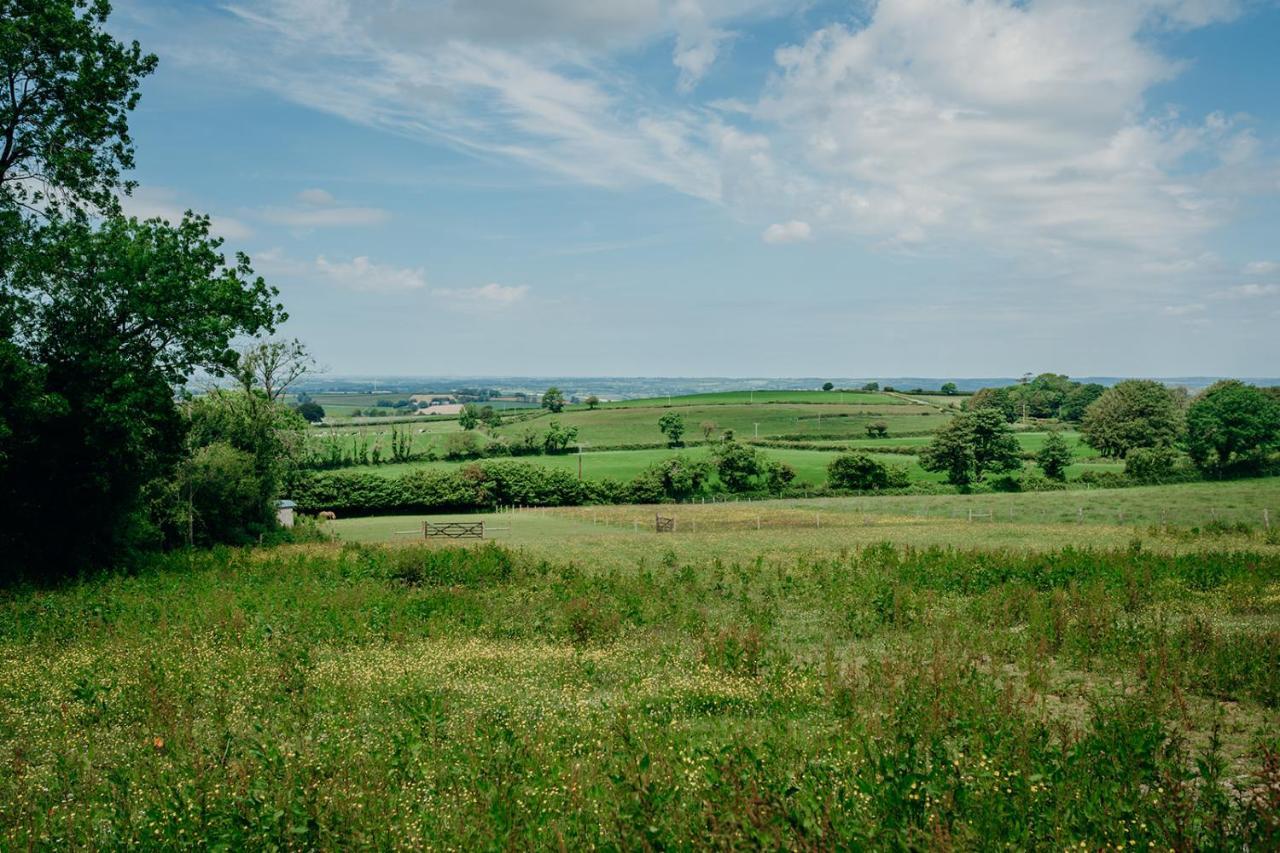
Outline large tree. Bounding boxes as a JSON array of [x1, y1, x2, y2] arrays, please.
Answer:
[[1, 3, 285, 578], [920, 409, 1022, 486], [1, 216, 282, 576], [0, 0, 157, 219], [1080, 380, 1183, 460], [1184, 380, 1280, 475]]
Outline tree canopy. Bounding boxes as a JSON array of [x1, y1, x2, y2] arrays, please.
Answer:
[[1080, 380, 1182, 460], [920, 409, 1022, 486], [1184, 380, 1280, 475]]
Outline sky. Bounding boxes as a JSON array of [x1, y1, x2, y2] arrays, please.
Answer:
[[109, 0, 1280, 378]]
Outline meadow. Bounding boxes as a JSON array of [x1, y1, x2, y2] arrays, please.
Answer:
[[3, 487, 1279, 848]]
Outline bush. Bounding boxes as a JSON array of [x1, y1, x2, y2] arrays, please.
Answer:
[[629, 455, 712, 503], [1124, 445, 1182, 483], [443, 431, 484, 460], [828, 453, 910, 491]]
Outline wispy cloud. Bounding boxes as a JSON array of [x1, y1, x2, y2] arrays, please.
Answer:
[[315, 255, 427, 292], [258, 189, 390, 228], [762, 220, 811, 244], [121, 186, 252, 240], [433, 282, 529, 308]]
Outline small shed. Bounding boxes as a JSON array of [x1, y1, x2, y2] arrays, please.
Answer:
[[276, 499, 297, 529]]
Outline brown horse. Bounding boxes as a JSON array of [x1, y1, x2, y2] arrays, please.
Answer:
[[318, 511, 337, 521]]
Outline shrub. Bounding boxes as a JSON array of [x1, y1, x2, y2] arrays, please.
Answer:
[[827, 452, 909, 491], [443, 431, 484, 460], [1124, 445, 1181, 483]]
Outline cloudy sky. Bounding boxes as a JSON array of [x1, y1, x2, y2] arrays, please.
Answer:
[[112, 0, 1280, 377]]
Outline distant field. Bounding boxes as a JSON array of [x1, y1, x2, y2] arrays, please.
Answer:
[[494, 403, 951, 446], [597, 390, 901, 407]]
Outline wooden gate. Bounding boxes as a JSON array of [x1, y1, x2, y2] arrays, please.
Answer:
[[423, 521, 484, 539]]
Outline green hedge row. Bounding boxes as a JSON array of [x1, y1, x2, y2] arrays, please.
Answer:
[[289, 460, 636, 516]]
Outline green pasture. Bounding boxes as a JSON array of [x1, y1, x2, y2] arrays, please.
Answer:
[[495, 403, 951, 446], [594, 389, 900, 407]]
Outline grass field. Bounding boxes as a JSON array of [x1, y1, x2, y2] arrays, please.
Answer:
[[494, 402, 952, 446], [4, 480, 1279, 847], [592, 390, 902, 407]]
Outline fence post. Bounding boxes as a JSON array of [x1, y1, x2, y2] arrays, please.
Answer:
[[1265, 509, 1271, 531], [1077, 507, 1084, 524]]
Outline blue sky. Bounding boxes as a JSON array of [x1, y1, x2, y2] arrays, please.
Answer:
[[110, 0, 1280, 377]]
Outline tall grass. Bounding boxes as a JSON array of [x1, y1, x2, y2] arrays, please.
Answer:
[[2, 541, 1277, 847]]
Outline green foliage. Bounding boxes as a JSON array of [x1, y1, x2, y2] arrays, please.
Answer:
[[1124, 445, 1182, 484], [1081, 380, 1183, 459], [828, 452, 910, 490], [0, 216, 283, 578], [1185, 380, 1280, 476], [711, 437, 764, 492], [763, 460, 797, 494], [1036, 430, 1074, 481], [967, 385, 1017, 421], [657, 411, 685, 447], [175, 442, 270, 546], [541, 386, 565, 413], [294, 400, 325, 423], [629, 455, 712, 502], [862, 381, 879, 391], [585, 395, 600, 410], [542, 420, 579, 454], [940, 382, 958, 395], [458, 404, 480, 430], [1060, 382, 1106, 422], [866, 421, 889, 438], [920, 409, 1022, 486], [822, 382, 834, 391], [0, 0, 158, 216], [443, 430, 484, 460]]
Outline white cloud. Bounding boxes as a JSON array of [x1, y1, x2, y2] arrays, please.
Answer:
[[314, 255, 427, 291], [1244, 261, 1278, 275], [259, 189, 390, 227], [762, 220, 811, 244], [1163, 303, 1206, 315], [121, 186, 253, 241], [753, 0, 1259, 258], [160, 0, 1275, 289], [433, 282, 529, 307], [1217, 283, 1280, 299], [296, 187, 336, 206]]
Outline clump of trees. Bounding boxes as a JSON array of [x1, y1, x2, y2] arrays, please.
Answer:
[[709, 435, 795, 494], [1184, 380, 1280, 477], [1080, 380, 1183, 459], [1, 1, 291, 579], [968, 374, 1105, 423]]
